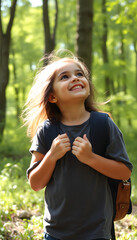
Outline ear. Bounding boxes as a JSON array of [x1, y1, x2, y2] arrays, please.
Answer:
[[48, 93, 57, 103]]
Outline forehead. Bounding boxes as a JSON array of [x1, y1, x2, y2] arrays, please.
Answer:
[[55, 60, 81, 75]]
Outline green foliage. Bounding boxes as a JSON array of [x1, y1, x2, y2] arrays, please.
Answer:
[[0, 126, 44, 238], [15, 220, 34, 240], [56, 0, 76, 51], [0, 155, 44, 238], [119, 232, 137, 240], [1, 0, 137, 237], [0, 218, 8, 240], [106, 92, 137, 121], [123, 129, 137, 204], [0, 113, 45, 214], [15, 216, 43, 240], [0, 159, 44, 211]]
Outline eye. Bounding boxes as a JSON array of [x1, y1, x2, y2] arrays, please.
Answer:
[[76, 71, 83, 77], [60, 74, 69, 80]]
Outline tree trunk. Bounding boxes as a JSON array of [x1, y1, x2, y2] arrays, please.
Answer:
[[119, 33, 131, 126], [120, 32, 127, 94], [101, 0, 111, 97], [133, 40, 137, 100], [42, 0, 58, 56], [0, 37, 9, 141], [0, 0, 17, 141], [11, 47, 20, 122], [76, 0, 94, 74]]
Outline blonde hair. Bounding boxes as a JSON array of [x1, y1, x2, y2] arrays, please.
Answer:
[[22, 50, 98, 139]]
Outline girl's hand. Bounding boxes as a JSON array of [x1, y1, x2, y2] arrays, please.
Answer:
[[49, 133, 71, 162], [72, 135, 131, 180], [72, 134, 93, 165]]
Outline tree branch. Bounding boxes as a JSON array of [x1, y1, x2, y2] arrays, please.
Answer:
[[52, 0, 58, 42], [43, 0, 51, 49], [42, 0, 58, 54], [6, 0, 17, 36], [0, 0, 3, 35]]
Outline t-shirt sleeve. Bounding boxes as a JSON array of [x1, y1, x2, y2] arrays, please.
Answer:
[[29, 124, 47, 155], [105, 117, 133, 171]]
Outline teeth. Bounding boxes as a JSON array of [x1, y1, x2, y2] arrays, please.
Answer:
[[71, 85, 82, 90]]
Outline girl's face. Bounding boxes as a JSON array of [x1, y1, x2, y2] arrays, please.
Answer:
[[49, 60, 90, 108]]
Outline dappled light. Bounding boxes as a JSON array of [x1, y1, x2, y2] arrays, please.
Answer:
[[0, 0, 137, 239]]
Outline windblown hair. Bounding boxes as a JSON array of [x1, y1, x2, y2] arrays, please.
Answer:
[[22, 50, 98, 139]]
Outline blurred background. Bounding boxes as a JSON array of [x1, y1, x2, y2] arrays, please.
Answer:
[[0, 0, 137, 239]]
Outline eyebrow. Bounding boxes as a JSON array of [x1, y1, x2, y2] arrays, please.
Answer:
[[58, 71, 68, 77], [58, 69, 82, 77]]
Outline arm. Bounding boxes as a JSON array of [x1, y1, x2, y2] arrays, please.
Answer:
[[29, 133, 71, 191], [72, 134, 131, 180]]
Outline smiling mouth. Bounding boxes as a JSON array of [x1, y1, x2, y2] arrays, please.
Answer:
[[70, 84, 84, 91]]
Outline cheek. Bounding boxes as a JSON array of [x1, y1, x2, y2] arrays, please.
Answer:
[[52, 83, 67, 99], [57, 82, 68, 91], [86, 82, 90, 93]]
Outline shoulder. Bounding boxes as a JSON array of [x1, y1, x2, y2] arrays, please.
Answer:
[[90, 111, 109, 132], [91, 111, 120, 131], [43, 119, 58, 129], [32, 119, 54, 141], [95, 113, 123, 140], [107, 117, 122, 138], [91, 111, 109, 118], [42, 119, 59, 150], [90, 111, 110, 127], [35, 119, 56, 135]]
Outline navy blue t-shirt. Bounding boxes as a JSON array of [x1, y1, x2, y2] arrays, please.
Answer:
[[30, 114, 133, 240]]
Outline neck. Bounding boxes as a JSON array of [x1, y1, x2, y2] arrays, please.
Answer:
[[60, 103, 90, 125]]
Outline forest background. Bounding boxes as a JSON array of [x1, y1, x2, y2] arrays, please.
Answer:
[[0, 0, 137, 239]]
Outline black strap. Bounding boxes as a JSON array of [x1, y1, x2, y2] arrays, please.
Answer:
[[89, 111, 109, 156], [43, 112, 109, 155]]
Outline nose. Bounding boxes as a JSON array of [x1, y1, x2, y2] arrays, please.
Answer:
[[71, 75, 79, 82]]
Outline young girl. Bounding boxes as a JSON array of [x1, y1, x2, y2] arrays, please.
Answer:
[[24, 51, 133, 240]]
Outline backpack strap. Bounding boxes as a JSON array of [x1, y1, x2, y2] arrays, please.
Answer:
[[44, 112, 109, 154], [89, 111, 116, 240], [89, 111, 109, 157]]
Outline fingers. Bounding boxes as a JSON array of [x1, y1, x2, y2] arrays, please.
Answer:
[[72, 136, 83, 154], [50, 133, 71, 161], [55, 133, 71, 151], [57, 134, 71, 146], [83, 134, 88, 141], [73, 136, 83, 144], [72, 134, 88, 146], [57, 133, 70, 142], [72, 134, 91, 157], [52, 133, 90, 160]]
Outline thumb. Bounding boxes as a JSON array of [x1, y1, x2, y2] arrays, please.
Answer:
[[83, 134, 88, 141]]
